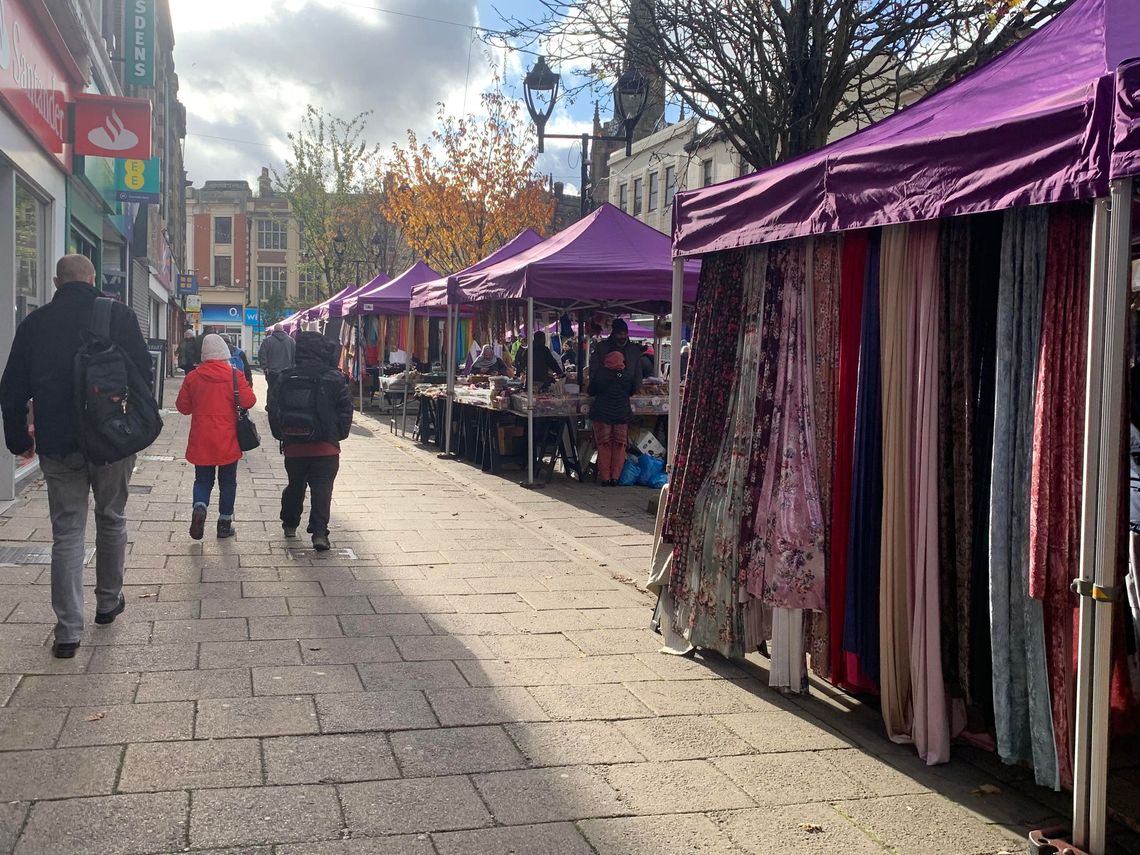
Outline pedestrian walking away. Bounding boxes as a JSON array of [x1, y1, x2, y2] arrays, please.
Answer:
[[0, 254, 154, 658], [268, 331, 352, 552], [176, 333, 257, 540], [257, 323, 296, 398]]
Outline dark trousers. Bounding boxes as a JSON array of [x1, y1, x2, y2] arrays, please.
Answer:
[[193, 463, 237, 518], [281, 455, 340, 535]]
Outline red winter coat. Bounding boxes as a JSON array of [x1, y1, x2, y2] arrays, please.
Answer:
[[176, 359, 257, 466]]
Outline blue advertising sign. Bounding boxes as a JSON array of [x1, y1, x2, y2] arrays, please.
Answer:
[[200, 304, 242, 325], [244, 308, 260, 327], [176, 273, 198, 296]]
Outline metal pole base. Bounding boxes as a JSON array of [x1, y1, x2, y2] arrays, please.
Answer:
[[519, 480, 546, 490], [1028, 828, 1090, 855], [436, 452, 458, 460]]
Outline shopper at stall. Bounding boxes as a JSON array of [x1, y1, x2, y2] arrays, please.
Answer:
[[561, 338, 578, 369], [639, 343, 656, 378], [516, 330, 564, 391], [467, 344, 510, 376], [589, 318, 644, 391], [176, 334, 257, 540], [589, 350, 638, 486]]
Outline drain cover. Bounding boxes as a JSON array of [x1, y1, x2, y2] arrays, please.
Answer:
[[140, 455, 175, 462], [286, 547, 357, 561], [0, 544, 94, 565]]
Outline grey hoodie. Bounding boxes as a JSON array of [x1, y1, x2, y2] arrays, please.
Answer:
[[258, 328, 296, 373]]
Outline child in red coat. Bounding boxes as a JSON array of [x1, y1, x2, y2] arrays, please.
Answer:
[[176, 334, 257, 539]]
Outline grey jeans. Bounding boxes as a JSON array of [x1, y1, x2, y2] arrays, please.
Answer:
[[41, 453, 135, 643]]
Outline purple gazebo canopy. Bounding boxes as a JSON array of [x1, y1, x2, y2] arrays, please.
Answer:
[[672, 0, 1140, 255], [410, 228, 545, 310], [342, 261, 442, 317], [317, 275, 390, 321], [455, 204, 701, 306]]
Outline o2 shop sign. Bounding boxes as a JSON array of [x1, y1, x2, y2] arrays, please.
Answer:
[[72, 93, 152, 160]]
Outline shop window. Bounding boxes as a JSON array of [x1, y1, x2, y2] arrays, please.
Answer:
[[213, 255, 232, 287], [647, 172, 659, 211], [257, 265, 287, 300], [214, 216, 232, 245], [633, 177, 643, 215], [257, 218, 288, 250], [665, 166, 677, 207], [15, 181, 44, 323], [618, 184, 629, 212]]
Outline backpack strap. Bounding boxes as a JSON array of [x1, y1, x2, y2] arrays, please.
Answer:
[[90, 297, 114, 341]]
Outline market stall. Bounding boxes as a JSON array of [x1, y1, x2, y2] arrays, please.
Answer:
[[663, 0, 1139, 851], [451, 203, 701, 486]]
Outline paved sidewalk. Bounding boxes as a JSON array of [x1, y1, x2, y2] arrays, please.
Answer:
[[0, 373, 1129, 855]]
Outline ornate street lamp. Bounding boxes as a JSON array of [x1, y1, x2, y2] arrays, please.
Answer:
[[522, 57, 652, 215]]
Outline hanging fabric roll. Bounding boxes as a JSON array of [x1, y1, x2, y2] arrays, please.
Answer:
[[843, 230, 883, 690], [906, 220, 950, 765], [744, 241, 825, 692], [937, 217, 975, 708], [878, 224, 915, 745], [829, 231, 868, 690], [807, 235, 841, 680], [989, 204, 1058, 790], [1028, 203, 1093, 789]]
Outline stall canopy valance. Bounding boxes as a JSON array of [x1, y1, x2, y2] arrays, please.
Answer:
[[672, 0, 1140, 256], [317, 276, 390, 321], [342, 261, 441, 317], [410, 228, 545, 311], [456, 203, 702, 306]]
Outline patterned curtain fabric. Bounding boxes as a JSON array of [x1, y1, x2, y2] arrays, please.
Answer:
[[1029, 203, 1093, 788], [827, 231, 869, 690], [843, 230, 884, 688], [989, 204, 1058, 790], [937, 218, 975, 705], [666, 250, 768, 656], [808, 236, 841, 680]]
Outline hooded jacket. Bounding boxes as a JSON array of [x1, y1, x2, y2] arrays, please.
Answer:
[[270, 332, 353, 456], [176, 358, 257, 466], [258, 328, 296, 374], [588, 352, 638, 425]]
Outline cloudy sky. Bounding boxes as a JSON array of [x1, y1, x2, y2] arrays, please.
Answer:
[[169, 0, 596, 193]]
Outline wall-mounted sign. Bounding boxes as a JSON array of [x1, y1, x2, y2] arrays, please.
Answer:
[[362, 303, 374, 312], [243, 308, 260, 327], [123, 0, 155, 87], [114, 156, 159, 203], [176, 273, 198, 296], [0, 0, 82, 167], [184, 294, 201, 312], [200, 303, 242, 325], [73, 94, 152, 160]]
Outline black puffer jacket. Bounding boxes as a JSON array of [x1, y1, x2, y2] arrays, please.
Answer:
[[588, 363, 638, 425]]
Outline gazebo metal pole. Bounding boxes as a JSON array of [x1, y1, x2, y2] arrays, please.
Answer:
[[401, 304, 413, 437], [667, 258, 684, 468], [525, 297, 536, 486], [442, 303, 457, 457], [357, 314, 365, 415]]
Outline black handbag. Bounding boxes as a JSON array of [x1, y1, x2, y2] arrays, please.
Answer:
[[233, 369, 261, 452]]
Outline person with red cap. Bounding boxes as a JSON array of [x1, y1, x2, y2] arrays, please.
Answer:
[[589, 348, 639, 486]]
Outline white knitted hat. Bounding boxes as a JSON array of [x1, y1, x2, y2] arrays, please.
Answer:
[[200, 334, 230, 362]]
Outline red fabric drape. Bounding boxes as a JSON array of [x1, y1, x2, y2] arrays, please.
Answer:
[[828, 231, 868, 689]]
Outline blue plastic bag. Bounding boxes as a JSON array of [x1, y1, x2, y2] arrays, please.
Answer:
[[618, 457, 640, 486], [636, 453, 664, 487], [649, 471, 669, 489]]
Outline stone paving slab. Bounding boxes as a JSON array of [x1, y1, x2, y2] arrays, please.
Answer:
[[190, 784, 342, 848], [14, 791, 188, 855]]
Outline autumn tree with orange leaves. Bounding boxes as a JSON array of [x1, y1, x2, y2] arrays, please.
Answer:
[[384, 92, 555, 275]]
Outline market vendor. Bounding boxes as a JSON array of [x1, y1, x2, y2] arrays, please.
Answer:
[[517, 330, 564, 391], [589, 318, 644, 392], [467, 344, 511, 377]]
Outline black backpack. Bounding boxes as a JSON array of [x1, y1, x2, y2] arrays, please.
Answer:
[[73, 298, 163, 464], [268, 367, 338, 444]]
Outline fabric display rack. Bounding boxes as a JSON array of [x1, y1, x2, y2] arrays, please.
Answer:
[[659, 1, 1139, 852]]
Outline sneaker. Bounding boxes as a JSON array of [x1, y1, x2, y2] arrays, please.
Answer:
[[217, 519, 235, 539], [283, 526, 298, 539], [189, 506, 206, 541], [94, 594, 125, 625], [312, 534, 331, 552], [52, 641, 80, 659]]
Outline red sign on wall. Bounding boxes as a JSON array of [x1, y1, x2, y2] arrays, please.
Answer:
[[0, 0, 83, 168], [72, 93, 151, 160]]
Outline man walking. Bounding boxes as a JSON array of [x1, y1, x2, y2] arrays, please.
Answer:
[[258, 324, 296, 394], [0, 255, 152, 657]]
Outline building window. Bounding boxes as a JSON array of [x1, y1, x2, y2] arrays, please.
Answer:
[[213, 255, 232, 287], [257, 218, 288, 250], [15, 181, 44, 322], [664, 166, 677, 208], [739, 157, 751, 178], [214, 216, 232, 245], [618, 184, 629, 213], [633, 177, 643, 215], [257, 265, 287, 300], [701, 159, 714, 187], [647, 172, 659, 211]]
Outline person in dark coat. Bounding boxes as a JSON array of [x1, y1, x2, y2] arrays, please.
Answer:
[[589, 318, 644, 392], [0, 255, 152, 657], [271, 331, 353, 552], [258, 324, 296, 391], [516, 330, 564, 391], [589, 350, 638, 486]]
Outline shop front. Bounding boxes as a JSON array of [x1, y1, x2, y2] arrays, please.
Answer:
[[199, 302, 244, 345]]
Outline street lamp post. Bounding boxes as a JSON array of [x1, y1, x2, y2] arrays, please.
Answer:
[[523, 57, 651, 217]]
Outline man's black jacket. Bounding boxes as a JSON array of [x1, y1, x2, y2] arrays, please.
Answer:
[[0, 282, 152, 457]]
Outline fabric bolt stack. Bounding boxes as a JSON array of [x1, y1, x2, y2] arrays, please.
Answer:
[[660, 202, 1138, 783]]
